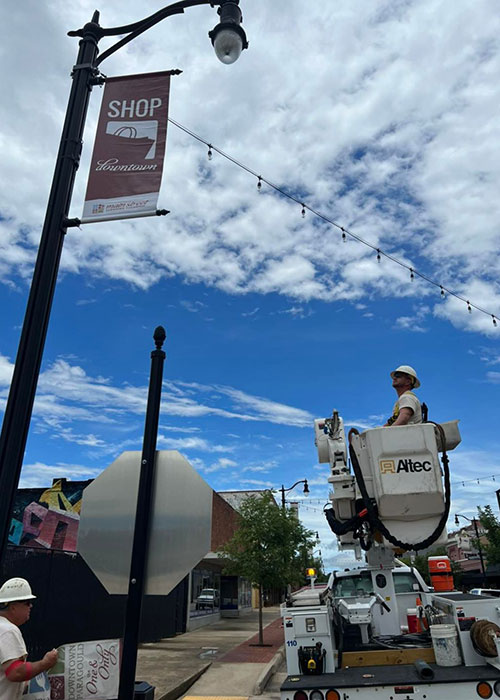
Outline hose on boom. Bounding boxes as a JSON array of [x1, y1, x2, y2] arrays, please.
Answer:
[[324, 423, 451, 552]]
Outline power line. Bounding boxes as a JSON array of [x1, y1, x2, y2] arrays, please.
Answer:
[[168, 117, 499, 326]]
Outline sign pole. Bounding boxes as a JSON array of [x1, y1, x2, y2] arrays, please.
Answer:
[[118, 326, 166, 700]]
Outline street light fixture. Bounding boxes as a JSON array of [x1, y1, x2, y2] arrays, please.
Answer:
[[455, 512, 486, 585], [0, 0, 248, 567], [281, 479, 309, 508], [209, 0, 249, 64]]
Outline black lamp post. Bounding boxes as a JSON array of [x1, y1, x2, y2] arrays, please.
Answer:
[[455, 513, 486, 584], [0, 1, 248, 569], [280, 479, 309, 508]]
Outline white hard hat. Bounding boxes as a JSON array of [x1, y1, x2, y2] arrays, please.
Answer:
[[0, 578, 36, 604], [390, 365, 420, 388]]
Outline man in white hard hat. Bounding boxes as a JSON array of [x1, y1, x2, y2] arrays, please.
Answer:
[[384, 365, 422, 426], [0, 577, 58, 699]]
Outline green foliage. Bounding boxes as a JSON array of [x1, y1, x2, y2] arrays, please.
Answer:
[[478, 505, 500, 565], [218, 492, 316, 590]]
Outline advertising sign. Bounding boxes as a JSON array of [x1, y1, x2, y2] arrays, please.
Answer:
[[50, 639, 120, 700], [82, 71, 171, 223]]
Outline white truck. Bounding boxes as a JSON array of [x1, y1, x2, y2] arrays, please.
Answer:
[[280, 412, 500, 700]]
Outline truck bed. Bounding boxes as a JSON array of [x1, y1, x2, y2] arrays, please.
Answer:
[[281, 662, 500, 691]]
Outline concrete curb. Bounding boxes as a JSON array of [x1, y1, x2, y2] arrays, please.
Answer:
[[158, 662, 212, 700], [253, 646, 285, 695]]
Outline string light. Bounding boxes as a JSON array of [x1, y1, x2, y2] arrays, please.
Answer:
[[167, 117, 500, 326], [454, 474, 500, 487], [377, 249, 381, 263]]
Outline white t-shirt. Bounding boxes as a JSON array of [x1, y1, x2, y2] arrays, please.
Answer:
[[392, 391, 422, 424], [0, 615, 27, 700]]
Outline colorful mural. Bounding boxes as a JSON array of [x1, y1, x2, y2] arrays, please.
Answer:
[[9, 479, 92, 551]]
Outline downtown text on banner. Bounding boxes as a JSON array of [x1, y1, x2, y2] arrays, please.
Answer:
[[82, 71, 171, 223]]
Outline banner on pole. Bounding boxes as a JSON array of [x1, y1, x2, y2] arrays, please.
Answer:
[[82, 71, 171, 223]]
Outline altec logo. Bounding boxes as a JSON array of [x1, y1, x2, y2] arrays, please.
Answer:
[[380, 458, 432, 474]]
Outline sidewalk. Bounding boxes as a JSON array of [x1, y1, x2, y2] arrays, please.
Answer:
[[135, 607, 284, 700]]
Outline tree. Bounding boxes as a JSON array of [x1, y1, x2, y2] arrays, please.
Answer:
[[218, 492, 315, 644], [478, 505, 500, 565]]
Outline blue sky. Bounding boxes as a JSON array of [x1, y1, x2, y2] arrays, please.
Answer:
[[1, 0, 500, 571]]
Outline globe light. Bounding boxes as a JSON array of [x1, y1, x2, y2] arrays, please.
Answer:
[[209, 1, 248, 65], [213, 27, 243, 64]]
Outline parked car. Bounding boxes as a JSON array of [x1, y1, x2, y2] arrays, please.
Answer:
[[469, 588, 500, 597], [195, 588, 220, 610]]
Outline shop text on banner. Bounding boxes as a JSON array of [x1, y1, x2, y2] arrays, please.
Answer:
[[82, 71, 172, 223]]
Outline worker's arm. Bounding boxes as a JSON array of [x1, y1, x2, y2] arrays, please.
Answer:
[[2, 649, 58, 683], [390, 407, 413, 426]]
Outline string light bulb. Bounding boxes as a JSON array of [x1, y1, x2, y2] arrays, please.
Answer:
[[257, 176, 262, 192], [467, 301, 472, 314], [301, 204, 306, 218], [377, 249, 381, 263], [164, 119, 500, 327], [410, 268, 414, 281]]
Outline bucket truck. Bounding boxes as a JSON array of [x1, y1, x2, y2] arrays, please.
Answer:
[[280, 413, 500, 700]]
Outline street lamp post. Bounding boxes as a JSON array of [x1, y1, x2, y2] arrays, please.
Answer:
[[455, 513, 486, 585], [280, 479, 309, 508], [0, 1, 248, 569]]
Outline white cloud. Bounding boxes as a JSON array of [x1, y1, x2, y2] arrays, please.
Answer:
[[1, 0, 499, 334], [156, 435, 234, 453], [0, 353, 312, 452], [394, 304, 431, 333], [19, 462, 101, 488]]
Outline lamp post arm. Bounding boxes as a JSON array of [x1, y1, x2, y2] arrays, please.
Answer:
[[286, 479, 306, 493], [67, 1, 233, 67]]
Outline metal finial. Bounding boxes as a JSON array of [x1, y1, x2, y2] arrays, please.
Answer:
[[153, 326, 166, 350]]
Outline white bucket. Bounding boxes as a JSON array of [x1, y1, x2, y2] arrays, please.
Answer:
[[430, 624, 462, 666]]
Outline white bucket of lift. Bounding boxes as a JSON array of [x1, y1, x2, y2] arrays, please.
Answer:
[[430, 624, 462, 666]]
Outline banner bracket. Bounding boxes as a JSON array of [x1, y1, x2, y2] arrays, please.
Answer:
[[64, 218, 82, 228]]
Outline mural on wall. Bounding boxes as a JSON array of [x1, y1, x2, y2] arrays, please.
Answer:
[[9, 479, 92, 552]]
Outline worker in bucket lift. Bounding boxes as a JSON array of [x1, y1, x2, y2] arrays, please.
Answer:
[[384, 365, 422, 426], [0, 577, 58, 699]]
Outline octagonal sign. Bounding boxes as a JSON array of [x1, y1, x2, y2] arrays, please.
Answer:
[[78, 450, 213, 595]]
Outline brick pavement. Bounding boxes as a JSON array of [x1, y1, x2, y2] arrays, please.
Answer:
[[219, 617, 284, 663]]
